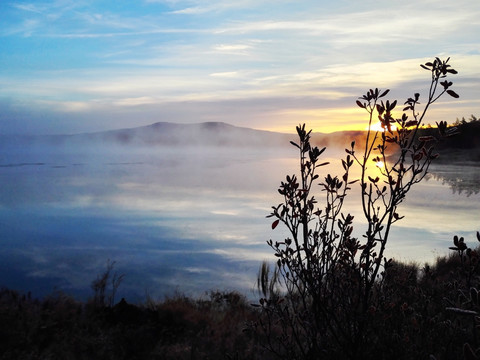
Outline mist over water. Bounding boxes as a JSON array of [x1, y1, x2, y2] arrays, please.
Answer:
[[0, 138, 479, 302]]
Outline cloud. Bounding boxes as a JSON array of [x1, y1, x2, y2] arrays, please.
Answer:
[[213, 44, 252, 54], [169, 6, 207, 15], [11, 3, 44, 13], [76, 12, 140, 30], [209, 71, 240, 78], [208, 248, 273, 263], [113, 96, 158, 106], [43, 100, 93, 112], [165, 0, 286, 15]]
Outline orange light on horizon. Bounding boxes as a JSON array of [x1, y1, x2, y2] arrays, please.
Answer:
[[257, 107, 368, 134]]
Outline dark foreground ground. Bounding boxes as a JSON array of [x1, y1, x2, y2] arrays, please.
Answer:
[[2, 244, 480, 360]]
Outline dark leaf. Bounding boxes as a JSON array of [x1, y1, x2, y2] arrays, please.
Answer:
[[290, 141, 300, 149], [356, 100, 365, 108], [405, 120, 418, 127], [389, 100, 397, 110], [379, 89, 390, 98], [376, 104, 384, 115], [413, 152, 423, 161], [454, 235, 459, 246], [447, 89, 459, 98], [441, 80, 453, 89], [272, 219, 280, 230]]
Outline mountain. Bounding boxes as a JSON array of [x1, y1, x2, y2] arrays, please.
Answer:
[[72, 122, 370, 149], [0, 121, 370, 150], [77, 122, 293, 148]]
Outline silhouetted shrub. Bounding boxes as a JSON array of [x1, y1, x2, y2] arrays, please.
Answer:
[[254, 57, 462, 360]]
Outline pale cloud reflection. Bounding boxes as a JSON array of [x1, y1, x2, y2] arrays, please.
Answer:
[[208, 248, 273, 263]]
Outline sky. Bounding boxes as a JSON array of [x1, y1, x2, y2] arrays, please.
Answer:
[[0, 0, 479, 135]]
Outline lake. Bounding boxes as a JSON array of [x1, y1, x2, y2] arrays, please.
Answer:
[[0, 142, 479, 302]]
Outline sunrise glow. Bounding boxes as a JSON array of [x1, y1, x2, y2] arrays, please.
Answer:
[[366, 121, 398, 133]]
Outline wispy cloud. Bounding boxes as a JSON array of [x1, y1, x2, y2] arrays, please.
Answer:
[[113, 96, 158, 107], [1, 18, 40, 37], [165, 0, 285, 15], [209, 71, 240, 78], [213, 44, 251, 53], [11, 3, 44, 13], [169, 6, 207, 15]]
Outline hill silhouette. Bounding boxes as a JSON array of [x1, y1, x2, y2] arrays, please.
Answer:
[[0, 121, 370, 150]]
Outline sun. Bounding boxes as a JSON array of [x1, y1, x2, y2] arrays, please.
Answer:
[[366, 121, 397, 132]]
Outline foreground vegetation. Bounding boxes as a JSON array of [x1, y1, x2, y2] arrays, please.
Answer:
[[1, 245, 480, 359], [0, 287, 261, 360]]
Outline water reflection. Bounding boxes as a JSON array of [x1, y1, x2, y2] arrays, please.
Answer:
[[0, 144, 478, 302], [428, 162, 480, 196]]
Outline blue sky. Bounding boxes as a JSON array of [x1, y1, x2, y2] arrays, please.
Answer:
[[0, 0, 479, 135]]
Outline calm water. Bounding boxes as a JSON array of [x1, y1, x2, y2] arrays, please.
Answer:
[[0, 143, 479, 302]]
